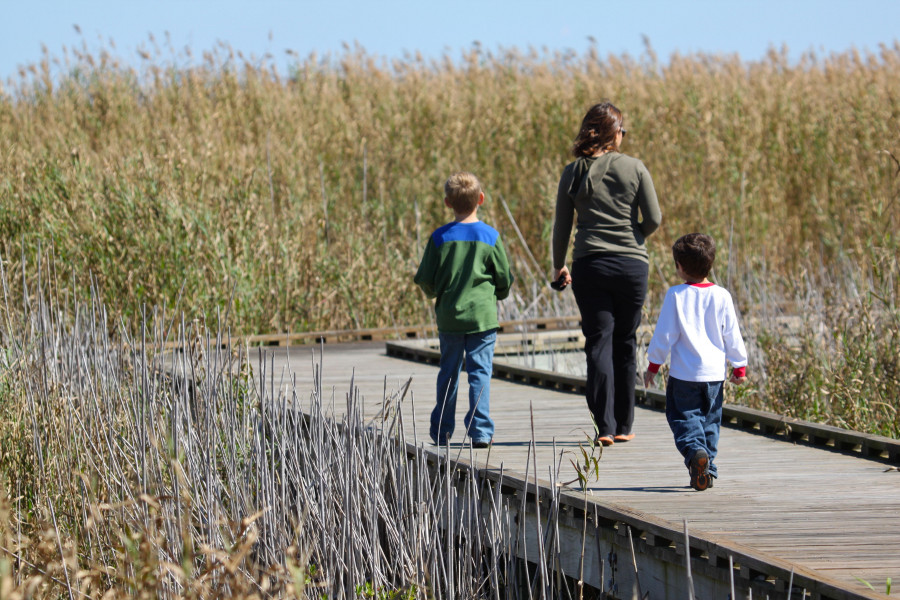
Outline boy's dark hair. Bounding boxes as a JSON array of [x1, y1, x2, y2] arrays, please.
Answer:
[[672, 233, 716, 280], [444, 171, 482, 214]]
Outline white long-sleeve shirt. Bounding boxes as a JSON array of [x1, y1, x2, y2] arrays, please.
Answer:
[[646, 282, 748, 382]]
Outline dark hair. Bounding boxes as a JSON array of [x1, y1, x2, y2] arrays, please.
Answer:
[[672, 233, 716, 280], [444, 171, 483, 214], [572, 102, 624, 158]]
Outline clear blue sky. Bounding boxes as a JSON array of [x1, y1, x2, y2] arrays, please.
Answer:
[[3, 0, 900, 82]]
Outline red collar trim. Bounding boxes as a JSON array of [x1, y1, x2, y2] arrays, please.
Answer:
[[686, 282, 715, 288]]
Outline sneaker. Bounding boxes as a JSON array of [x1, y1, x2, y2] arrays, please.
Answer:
[[614, 433, 635, 443], [689, 449, 710, 491], [472, 439, 491, 449], [596, 435, 615, 447]]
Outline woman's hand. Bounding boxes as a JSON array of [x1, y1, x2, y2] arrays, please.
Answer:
[[553, 266, 572, 286]]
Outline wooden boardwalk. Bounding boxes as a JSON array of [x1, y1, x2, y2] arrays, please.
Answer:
[[256, 338, 899, 599]]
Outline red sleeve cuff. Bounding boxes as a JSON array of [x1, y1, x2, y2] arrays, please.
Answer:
[[648, 362, 661, 374], [732, 366, 746, 378]]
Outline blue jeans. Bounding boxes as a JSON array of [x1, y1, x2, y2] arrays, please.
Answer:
[[665, 377, 724, 477], [431, 330, 496, 444]]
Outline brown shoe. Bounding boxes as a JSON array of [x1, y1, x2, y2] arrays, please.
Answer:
[[596, 435, 615, 447], [614, 433, 635, 442], [689, 449, 710, 491]]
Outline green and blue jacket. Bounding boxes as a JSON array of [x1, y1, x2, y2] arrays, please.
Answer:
[[414, 221, 513, 334]]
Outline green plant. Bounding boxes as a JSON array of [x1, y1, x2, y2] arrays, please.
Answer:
[[566, 425, 603, 491], [356, 581, 418, 599], [855, 575, 892, 595]]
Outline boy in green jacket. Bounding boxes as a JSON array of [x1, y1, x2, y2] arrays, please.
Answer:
[[414, 172, 514, 448]]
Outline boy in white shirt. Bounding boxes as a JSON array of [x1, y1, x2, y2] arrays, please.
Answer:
[[643, 233, 748, 491]]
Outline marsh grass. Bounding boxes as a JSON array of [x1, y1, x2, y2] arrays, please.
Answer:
[[2, 39, 899, 438], [2, 39, 899, 331], [747, 254, 900, 437]]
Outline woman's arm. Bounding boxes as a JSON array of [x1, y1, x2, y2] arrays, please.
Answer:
[[551, 166, 576, 272], [636, 163, 662, 236]]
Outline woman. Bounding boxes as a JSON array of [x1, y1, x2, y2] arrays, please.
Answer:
[[552, 102, 662, 446]]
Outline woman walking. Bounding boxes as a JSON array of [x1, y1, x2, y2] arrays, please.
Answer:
[[552, 102, 662, 446]]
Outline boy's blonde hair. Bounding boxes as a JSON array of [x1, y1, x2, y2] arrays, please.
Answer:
[[444, 172, 483, 214]]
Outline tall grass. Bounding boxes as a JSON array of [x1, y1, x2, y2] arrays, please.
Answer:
[[2, 39, 899, 331], [1, 38, 898, 435], [0, 258, 602, 599], [743, 252, 900, 437]]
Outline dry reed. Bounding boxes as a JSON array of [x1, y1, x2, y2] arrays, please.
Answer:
[[0, 257, 607, 599]]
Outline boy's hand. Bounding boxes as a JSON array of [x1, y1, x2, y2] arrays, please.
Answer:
[[642, 370, 656, 388], [729, 374, 748, 385]]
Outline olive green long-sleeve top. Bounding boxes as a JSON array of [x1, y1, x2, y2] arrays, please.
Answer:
[[552, 153, 662, 267]]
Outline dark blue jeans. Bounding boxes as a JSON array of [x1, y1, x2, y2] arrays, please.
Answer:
[[431, 330, 496, 444], [665, 377, 724, 477], [571, 254, 648, 438]]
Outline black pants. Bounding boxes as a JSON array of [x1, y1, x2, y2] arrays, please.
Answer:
[[571, 254, 648, 438]]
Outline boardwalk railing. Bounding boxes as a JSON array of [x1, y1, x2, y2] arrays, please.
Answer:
[[237, 316, 584, 346], [173, 313, 807, 349]]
